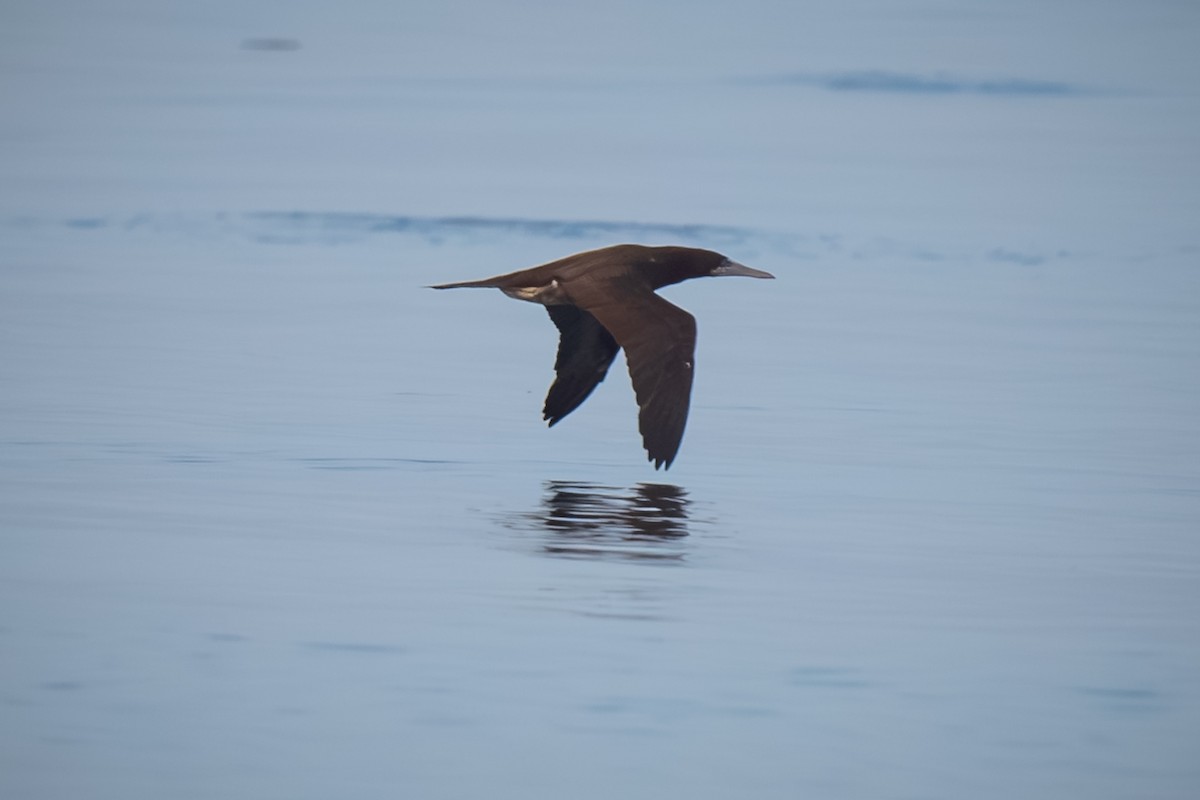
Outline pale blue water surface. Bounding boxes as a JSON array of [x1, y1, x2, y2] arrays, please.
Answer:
[[2, 2, 1199, 798]]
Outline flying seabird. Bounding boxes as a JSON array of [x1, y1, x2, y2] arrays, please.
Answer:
[[430, 244, 774, 469]]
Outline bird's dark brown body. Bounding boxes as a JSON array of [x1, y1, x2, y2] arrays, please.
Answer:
[[430, 244, 773, 469]]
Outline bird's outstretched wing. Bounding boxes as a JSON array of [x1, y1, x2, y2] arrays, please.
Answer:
[[542, 305, 621, 426], [581, 294, 697, 470]]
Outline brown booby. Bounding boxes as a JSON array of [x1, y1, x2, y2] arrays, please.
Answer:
[[430, 244, 774, 469]]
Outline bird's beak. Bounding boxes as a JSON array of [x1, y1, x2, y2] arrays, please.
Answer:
[[713, 259, 775, 279]]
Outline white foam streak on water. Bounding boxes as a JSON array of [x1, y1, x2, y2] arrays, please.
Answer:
[[2, 2, 1200, 799]]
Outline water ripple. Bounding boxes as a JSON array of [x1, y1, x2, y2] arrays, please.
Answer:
[[751, 70, 1090, 97], [502, 481, 693, 563], [0, 211, 1089, 266]]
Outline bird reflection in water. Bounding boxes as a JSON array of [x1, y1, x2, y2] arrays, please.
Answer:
[[507, 481, 691, 562]]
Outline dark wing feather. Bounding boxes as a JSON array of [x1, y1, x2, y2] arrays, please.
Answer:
[[542, 305, 621, 426], [581, 294, 697, 470]]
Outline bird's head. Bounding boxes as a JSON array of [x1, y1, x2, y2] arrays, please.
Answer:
[[644, 246, 775, 288]]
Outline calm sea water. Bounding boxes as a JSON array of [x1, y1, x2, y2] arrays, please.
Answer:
[[3, 2, 1199, 799]]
